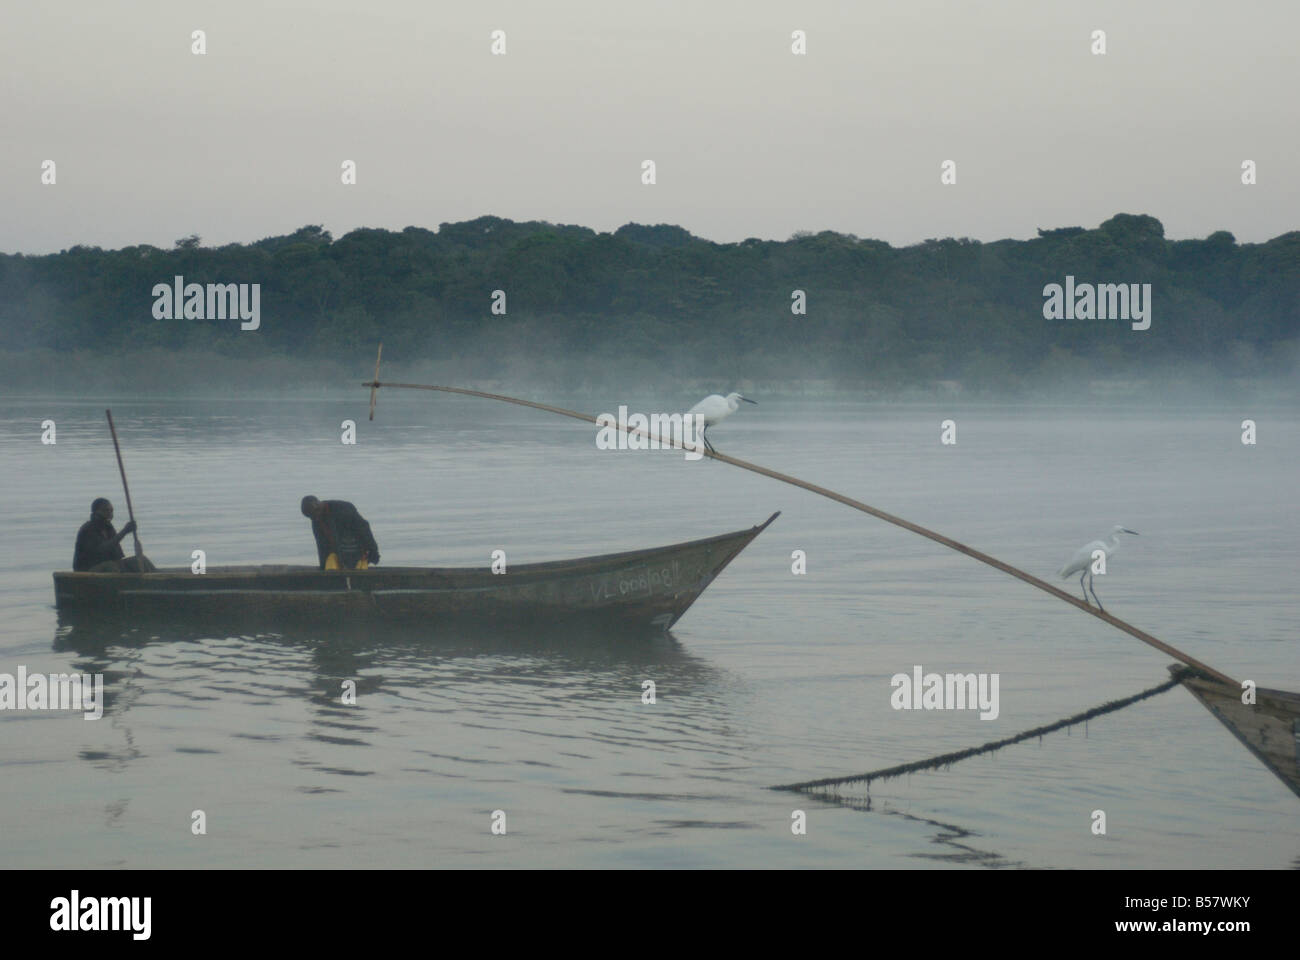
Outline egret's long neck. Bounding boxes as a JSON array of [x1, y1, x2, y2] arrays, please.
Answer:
[[1106, 533, 1122, 552]]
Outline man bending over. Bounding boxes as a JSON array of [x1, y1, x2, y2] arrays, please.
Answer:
[[300, 496, 381, 571]]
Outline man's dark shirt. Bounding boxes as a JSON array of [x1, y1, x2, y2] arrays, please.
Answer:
[[310, 500, 380, 570], [73, 515, 124, 571]]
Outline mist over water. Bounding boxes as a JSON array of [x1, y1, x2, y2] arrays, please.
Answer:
[[2, 347, 1296, 409], [1, 397, 1297, 868]]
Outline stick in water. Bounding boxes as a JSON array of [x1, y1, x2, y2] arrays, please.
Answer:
[[105, 409, 142, 558], [368, 342, 383, 421]]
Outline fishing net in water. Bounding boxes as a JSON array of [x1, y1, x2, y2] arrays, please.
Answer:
[[771, 669, 1190, 799]]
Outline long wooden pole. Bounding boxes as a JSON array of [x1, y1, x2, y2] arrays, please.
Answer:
[[362, 379, 1237, 686], [368, 342, 383, 421], [105, 409, 142, 558]]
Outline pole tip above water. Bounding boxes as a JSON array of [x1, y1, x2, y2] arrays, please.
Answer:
[[368, 342, 383, 420]]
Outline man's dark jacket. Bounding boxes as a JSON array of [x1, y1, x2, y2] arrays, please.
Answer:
[[73, 515, 124, 571], [310, 500, 380, 570]]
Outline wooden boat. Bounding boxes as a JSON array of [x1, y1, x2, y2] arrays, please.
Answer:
[[1173, 666, 1300, 799], [53, 513, 778, 634]]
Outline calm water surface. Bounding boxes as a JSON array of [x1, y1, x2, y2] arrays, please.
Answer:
[[1, 397, 1297, 868]]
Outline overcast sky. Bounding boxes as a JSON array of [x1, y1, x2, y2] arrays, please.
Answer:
[[2, 0, 1296, 254]]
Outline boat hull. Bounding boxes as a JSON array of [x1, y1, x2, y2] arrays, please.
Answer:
[[53, 513, 778, 635], [1175, 667, 1300, 799]]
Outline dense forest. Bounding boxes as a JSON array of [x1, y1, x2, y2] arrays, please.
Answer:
[[1, 213, 1296, 395]]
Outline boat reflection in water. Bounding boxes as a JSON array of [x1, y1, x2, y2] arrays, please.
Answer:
[[52, 613, 728, 724]]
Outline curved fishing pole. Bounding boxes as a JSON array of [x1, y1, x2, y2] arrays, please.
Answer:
[[363, 377, 1235, 686]]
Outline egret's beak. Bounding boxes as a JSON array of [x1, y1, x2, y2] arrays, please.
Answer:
[[1122, 529, 1139, 535], [739, 396, 758, 404]]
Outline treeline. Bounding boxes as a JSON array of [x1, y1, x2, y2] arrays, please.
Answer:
[[0, 214, 1296, 392]]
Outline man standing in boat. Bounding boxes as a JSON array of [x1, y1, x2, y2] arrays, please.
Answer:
[[301, 496, 381, 571], [73, 498, 156, 572]]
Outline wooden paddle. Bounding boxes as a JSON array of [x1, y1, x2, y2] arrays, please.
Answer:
[[105, 409, 143, 559]]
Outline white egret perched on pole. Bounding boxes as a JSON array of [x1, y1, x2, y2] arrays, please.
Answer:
[[687, 391, 757, 454], [1058, 525, 1139, 612]]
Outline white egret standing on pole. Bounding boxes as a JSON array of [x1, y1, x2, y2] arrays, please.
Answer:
[[687, 392, 757, 454], [1058, 525, 1139, 611]]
